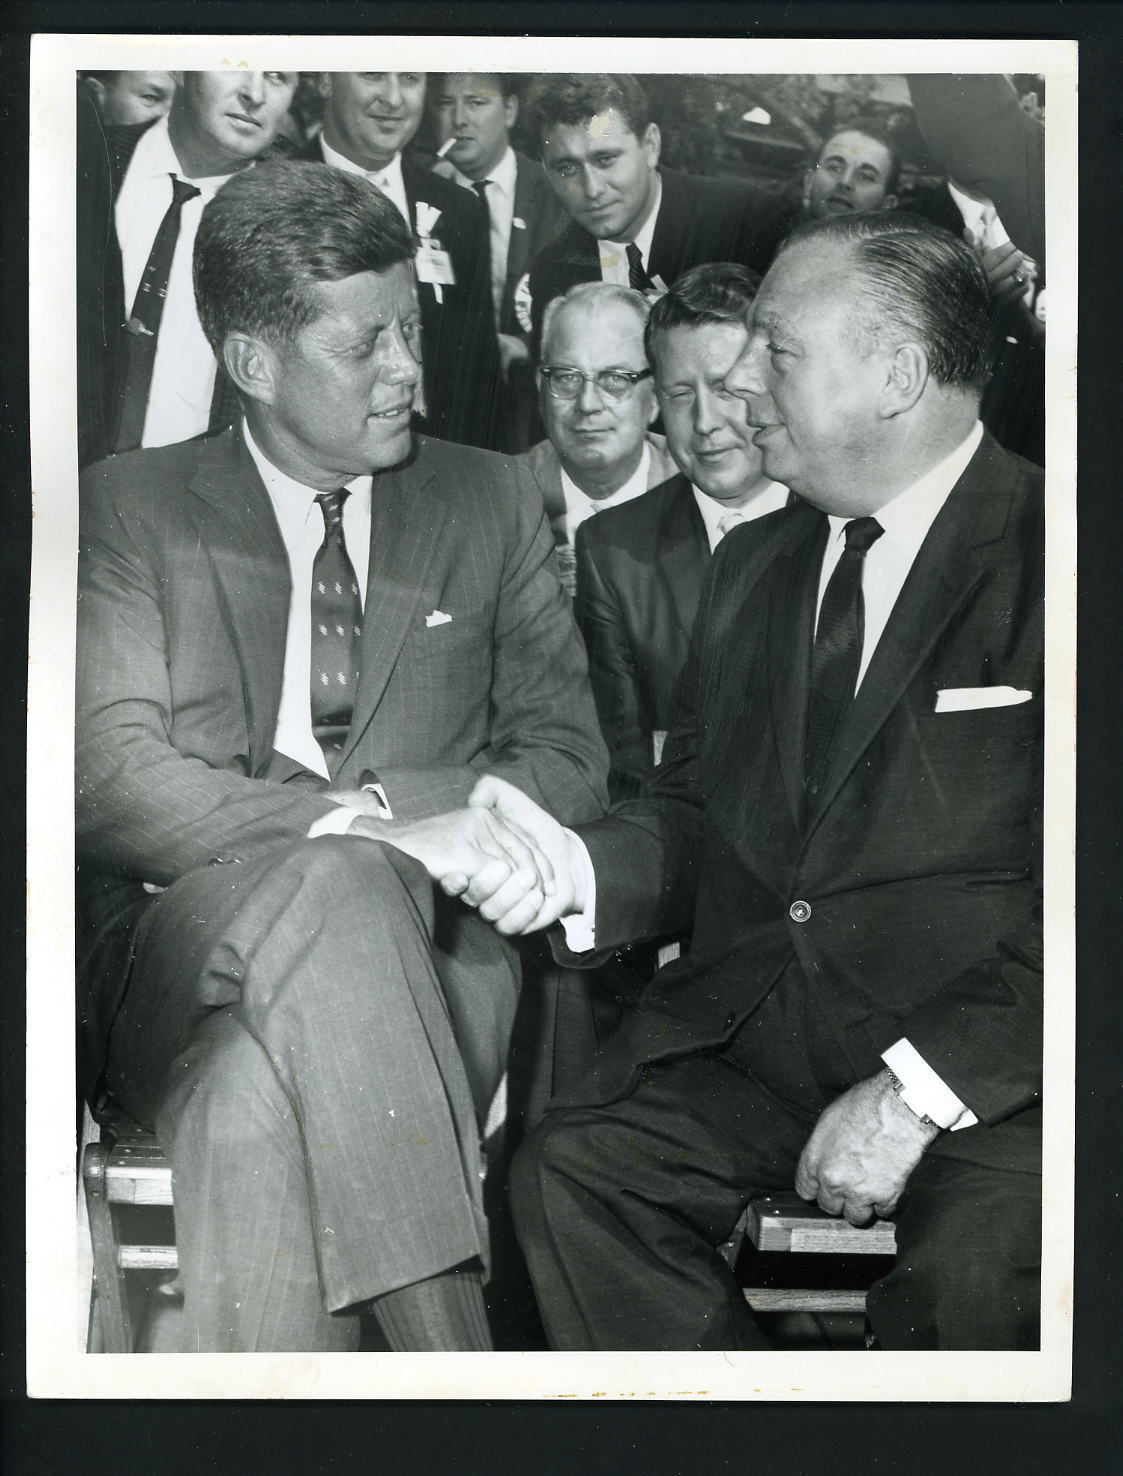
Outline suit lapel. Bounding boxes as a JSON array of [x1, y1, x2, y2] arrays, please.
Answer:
[[655, 477, 709, 643], [185, 430, 290, 772], [506, 156, 535, 291], [338, 443, 443, 768], [804, 436, 1017, 834]]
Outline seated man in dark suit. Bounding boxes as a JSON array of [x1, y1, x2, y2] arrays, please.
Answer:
[[519, 73, 787, 347], [77, 68, 299, 467], [305, 71, 503, 450], [516, 281, 677, 595], [456, 213, 1043, 1352], [429, 72, 568, 453], [576, 262, 788, 799], [76, 161, 608, 1353]]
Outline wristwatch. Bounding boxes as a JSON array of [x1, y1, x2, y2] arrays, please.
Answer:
[[884, 1066, 940, 1130]]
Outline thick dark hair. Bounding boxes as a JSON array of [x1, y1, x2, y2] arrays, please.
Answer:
[[523, 73, 651, 151], [645, 262, 761, 361], [779, 212, 992, 390], [814, 116, 902, 197], [194, 160, 416, 355], [430, 71, 520, 100]]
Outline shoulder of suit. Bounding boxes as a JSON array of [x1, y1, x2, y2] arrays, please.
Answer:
[[411, 434, 525, 490], [577, 473, 692, 551], [403, 156, 476, 213], [79, 432, 229, 520]]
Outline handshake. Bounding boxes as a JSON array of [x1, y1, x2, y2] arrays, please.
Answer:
[[337, 775, 589, 936]]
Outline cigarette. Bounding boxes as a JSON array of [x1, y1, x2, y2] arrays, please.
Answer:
[[435, 137, 457, 159]]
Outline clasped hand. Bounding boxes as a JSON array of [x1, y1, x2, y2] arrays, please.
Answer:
[[338, 776, 585, 935]]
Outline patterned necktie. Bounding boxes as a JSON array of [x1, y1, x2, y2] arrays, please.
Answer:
[[116, 174, 202, 452], [804, 516, 884, 800], [717, 511, 745, 542], [626, 241, 654, 292], [310, 490, 363, 772]]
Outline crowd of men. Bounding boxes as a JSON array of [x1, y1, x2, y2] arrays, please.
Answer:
[[74, 70, 1046, 1355]]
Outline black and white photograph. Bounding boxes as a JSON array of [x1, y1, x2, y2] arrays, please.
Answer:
[[25, 31, 1076, 1402]]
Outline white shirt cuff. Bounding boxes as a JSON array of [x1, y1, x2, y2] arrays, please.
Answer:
[[882, 1038, 979, 1131], [308, 806, 361, 838], [557, 829, 598, 953]]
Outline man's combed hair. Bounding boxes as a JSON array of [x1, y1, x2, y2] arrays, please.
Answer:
[[539, 281, 651, 363], [523, 74, 651, 151], [645, 262, 761, 361], [781, 212, 993, 390], [194, 161, 417, 355]]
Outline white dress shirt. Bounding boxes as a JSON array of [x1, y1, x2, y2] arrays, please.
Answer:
[[114, 118, 236, 448], [559, 442, 653, 551], [446, 145, 517, 327], [563, 422, 987, 1130], [692, 479, 789, 553], [598, 175, 663, 286], [244, 424, 372, 792], [320, 135, 411, 226]]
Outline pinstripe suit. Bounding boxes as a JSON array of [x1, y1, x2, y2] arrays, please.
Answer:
[[76, 426, 608, 1349]]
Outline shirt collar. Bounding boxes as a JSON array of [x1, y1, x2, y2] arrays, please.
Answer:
[[130, 115, 239, 189], [320, 134, 405, 192], [598, 172, 663, 264], [560, 441, 651, 519], [692, 479, 789, 548], [825, 421, 984, 557], [243, 419, 373, 553], [450, 144, 516, 198]]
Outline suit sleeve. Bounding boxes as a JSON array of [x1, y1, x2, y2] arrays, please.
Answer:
[[906, 73, 1045, 266], [373, 459, 610, 827], [575, 523, 655, 802], [76, 471, 339, 883]]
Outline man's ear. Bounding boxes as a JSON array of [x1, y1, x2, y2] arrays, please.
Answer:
[[504, 94, 519, 131], [880, 342, 929, 417], [86, 77, 108, 109], [643, 122, 662, 169], [223, 333, 277, 406]]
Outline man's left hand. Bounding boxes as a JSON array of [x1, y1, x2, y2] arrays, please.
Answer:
[[794, 1069, 940, 1225]]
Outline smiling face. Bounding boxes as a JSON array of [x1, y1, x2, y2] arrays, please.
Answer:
[[725, 242, 891, 514], [653, 320, 765, 504], [246, 264, 422, 488], [320, 72, 427, 172], [431, 73, 516, 181], [170, 71, 298, 176], [540, 108, 660, 242], [539, 296, 656, 491], [804, 130, 898, 219]]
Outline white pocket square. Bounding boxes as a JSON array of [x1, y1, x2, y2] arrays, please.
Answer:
[[425, 609, 453, 628], [935, 686, 1032, 713]]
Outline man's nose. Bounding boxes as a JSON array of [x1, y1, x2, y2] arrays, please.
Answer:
[[725, 337, 765, 399], [450, 98, 469, 130], [385, 324, 422, 385], [575, 375, 604, 412], [692, 386, 721, 437], [377, 74, 404, 109], [580, 166, 606, 201], [238, 72, 267, 109]]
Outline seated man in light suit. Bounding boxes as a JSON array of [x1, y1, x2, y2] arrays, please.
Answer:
[[76, 162, 608, 1353], [516, 281, 677, 595], [456, 213, 1043, 1351], [576, 262, 788, 799]]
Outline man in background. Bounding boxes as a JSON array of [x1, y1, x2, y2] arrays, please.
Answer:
[[516, 281, 677, 596], [576, 262, 788, 799], [430, 72, 567, 452], [81, 70, 176, 127], [77, 68, 298, 467], [800, 118, 900, 221], [306, 71, 502, 449], [521, 73, 785, 347]]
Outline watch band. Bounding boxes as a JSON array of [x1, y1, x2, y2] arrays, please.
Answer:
[[884, 1066, 940, 1130]]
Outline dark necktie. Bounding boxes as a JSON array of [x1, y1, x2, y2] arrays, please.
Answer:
[[472, 178, 492, 217], [626, 241, 654, 292], [310, 490, 363, 773], [804, 516, 885, 800], [115, 174, 202, 452]]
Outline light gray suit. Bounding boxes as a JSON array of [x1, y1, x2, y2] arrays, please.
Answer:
[[76, 427, 608, 1349]]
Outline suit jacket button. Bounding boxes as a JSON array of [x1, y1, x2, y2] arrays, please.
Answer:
[[789, 899, 812, 923]]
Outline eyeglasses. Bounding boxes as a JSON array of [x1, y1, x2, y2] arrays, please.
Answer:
[[539, 367, 653, 401]]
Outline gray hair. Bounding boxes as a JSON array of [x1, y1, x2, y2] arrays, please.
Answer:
[[539, 281, 652, 364]]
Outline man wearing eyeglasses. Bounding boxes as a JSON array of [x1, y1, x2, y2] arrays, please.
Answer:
[[517, 281, 677, 596]]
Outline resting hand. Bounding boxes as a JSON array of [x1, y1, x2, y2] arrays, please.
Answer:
[[346, 803, 550, 908], [464, 774, 589, 935], [794, 1069, 939, 1226], [968, 237, 1037, 304]]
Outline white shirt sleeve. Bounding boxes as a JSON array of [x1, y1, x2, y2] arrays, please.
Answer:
[[556, 829, 599, 953], [881, 1038, 979, 1131], [306, 783, 394, 839]]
